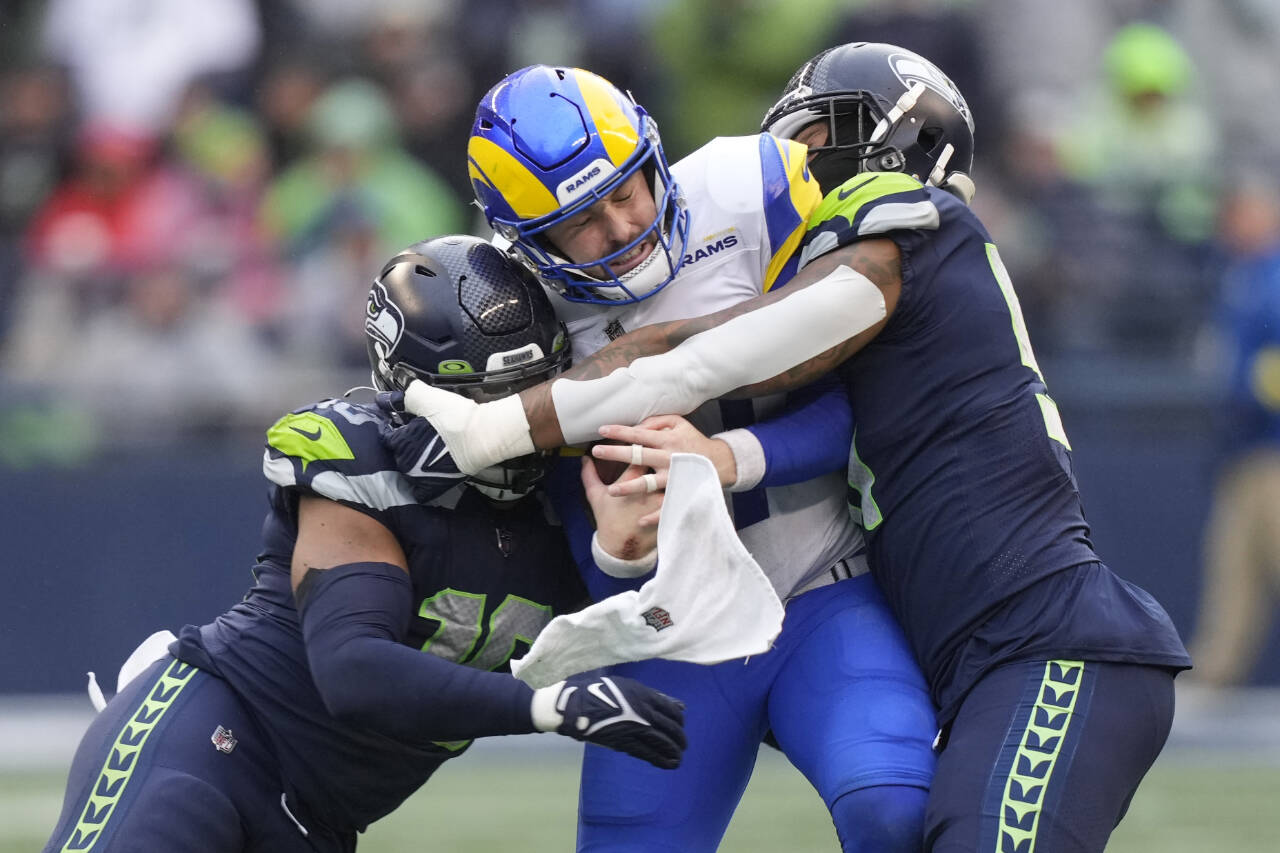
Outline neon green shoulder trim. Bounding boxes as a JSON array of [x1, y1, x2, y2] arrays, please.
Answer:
[[809, 172, 924, 230], [266, 412, 356, 472]]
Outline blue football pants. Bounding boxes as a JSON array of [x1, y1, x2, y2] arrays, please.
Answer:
[[577, 574, 937, 852]]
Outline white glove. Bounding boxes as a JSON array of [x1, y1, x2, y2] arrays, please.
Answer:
[[402, 380, 536, 475]]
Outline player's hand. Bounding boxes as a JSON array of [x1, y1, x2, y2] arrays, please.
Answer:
[[531, 674, 686, 769], [401, 379, 535, 475], [375, 399, 463, 504], [593, 415, 738, 497], [582, 455, 664, 542]]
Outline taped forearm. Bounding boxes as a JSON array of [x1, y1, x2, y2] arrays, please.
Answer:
[[550, 265, 884, 445]]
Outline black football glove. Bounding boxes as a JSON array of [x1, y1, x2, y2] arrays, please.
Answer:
[[531, 673, 686, 769]]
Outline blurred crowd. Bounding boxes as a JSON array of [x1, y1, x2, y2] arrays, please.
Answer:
[[0, 1, 1278, 675], [0, 0, 1277, 454]]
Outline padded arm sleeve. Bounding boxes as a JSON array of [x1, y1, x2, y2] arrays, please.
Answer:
[[551, 264, 884, 444], [748, 374, 853, 488], [297, 562, 537, 742]]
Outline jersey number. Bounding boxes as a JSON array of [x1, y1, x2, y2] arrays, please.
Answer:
[[847, 244, 1070, 530], [417, 590, 552, 752], [417, 589, 552, 672]]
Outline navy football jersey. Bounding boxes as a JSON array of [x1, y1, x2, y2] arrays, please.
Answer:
[[172, 397, 586, 833], [800, 174, 1190, 721]]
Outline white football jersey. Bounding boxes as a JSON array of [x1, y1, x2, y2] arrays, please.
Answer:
[[556, 134, 867, 599]]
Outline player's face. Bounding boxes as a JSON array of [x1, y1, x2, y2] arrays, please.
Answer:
[[545, 171, 658, 280], [795, 122, 830, 157]]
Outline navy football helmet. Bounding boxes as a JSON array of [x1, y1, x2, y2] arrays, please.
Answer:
[[762, 42, 976, 203], [366, 234, 569, 498]]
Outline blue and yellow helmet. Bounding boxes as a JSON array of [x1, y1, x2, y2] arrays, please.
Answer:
[[468, 65, 689, 304]]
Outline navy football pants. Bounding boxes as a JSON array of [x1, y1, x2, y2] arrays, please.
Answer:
[[924, 659, 1177, 853], [43, 656, 353, 853]]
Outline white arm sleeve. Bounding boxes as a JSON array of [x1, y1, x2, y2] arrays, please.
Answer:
[[551, 265, 884, 445]]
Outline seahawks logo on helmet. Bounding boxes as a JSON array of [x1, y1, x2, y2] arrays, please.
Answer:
[[365, 280, 404, 360], [888, 52, 973, 132]]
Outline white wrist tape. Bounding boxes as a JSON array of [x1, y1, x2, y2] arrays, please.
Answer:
[[530, 681, 567, 731], [713, 429, 765, 492], [402, 381, 535, 473], [550, 265, 884, 444], [591, 532, 659, 578]]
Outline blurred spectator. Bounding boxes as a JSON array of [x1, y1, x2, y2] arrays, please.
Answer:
[[40, 0, 262, 134], [1028, 23, 1219, 358], [253, 55, 331, 170], [0, 62, 73, 344], [260, 77, 466, 368], [1156, 0, 1280, 176], [260, 77, 465, 256], [646, 0, 846, 158], [1189, 181, 1280, 687], [170, 85, 287, 330]]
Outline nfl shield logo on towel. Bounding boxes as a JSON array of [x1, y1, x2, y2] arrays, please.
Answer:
[[642, 606, 674, 632]]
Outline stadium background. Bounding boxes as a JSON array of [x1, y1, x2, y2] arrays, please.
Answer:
[[2, 0, 1278, 849]]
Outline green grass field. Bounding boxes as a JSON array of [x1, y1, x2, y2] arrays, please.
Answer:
[[9, 747, 1277, 852]]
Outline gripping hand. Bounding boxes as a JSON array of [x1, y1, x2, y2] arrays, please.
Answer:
[[402, 379, 535, 475], [375, 393, 463, 504], [531, 674, 686, 769]]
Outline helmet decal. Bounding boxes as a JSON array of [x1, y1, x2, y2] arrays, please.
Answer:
[[468, 135, 560, 219], [888, 52, 973, 133], [365, 234, 572, 500], [468, 65, 689, 304], [365, 280, 404, 355]]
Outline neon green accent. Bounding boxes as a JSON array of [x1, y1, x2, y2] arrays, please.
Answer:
[[266, 412, 355, 472], [418, 589, 486, 660], [1105, 23, 1191, 97], [467, 595, 554, 672], [431, 738, 473, 752], [437, 360, 475, 374], [986, 244, 1043, 382], [60, 660, 197, 852], [987, 243, 1071, 450], [809, 172, 924, 232], [997, 660, 1085, 853], [1036, 394, 1072, 451], [419, 590, 553, 753], [847, 431, 883, 531]]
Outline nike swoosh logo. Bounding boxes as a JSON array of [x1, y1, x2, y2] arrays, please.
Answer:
[[837, 175, 877, 201], [290, 425, 323, 441], [587, 681, 619, 709]]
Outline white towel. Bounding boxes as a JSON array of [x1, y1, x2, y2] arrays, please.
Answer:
[[85, 628, 177, 712], [511, 452, 785, 688]]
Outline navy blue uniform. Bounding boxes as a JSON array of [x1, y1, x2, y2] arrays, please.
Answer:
[[799, 173, 1191, 852], [44, 398, 586, 852]]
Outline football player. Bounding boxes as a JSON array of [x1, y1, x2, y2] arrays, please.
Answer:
[[41, 236, 686, 853], [462, 65, 938, 852], [403, 44, 1192, 853]]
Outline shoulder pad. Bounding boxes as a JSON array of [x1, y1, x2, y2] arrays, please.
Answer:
[[800, 173, 940, 268], [263, 399, 416, 511]]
